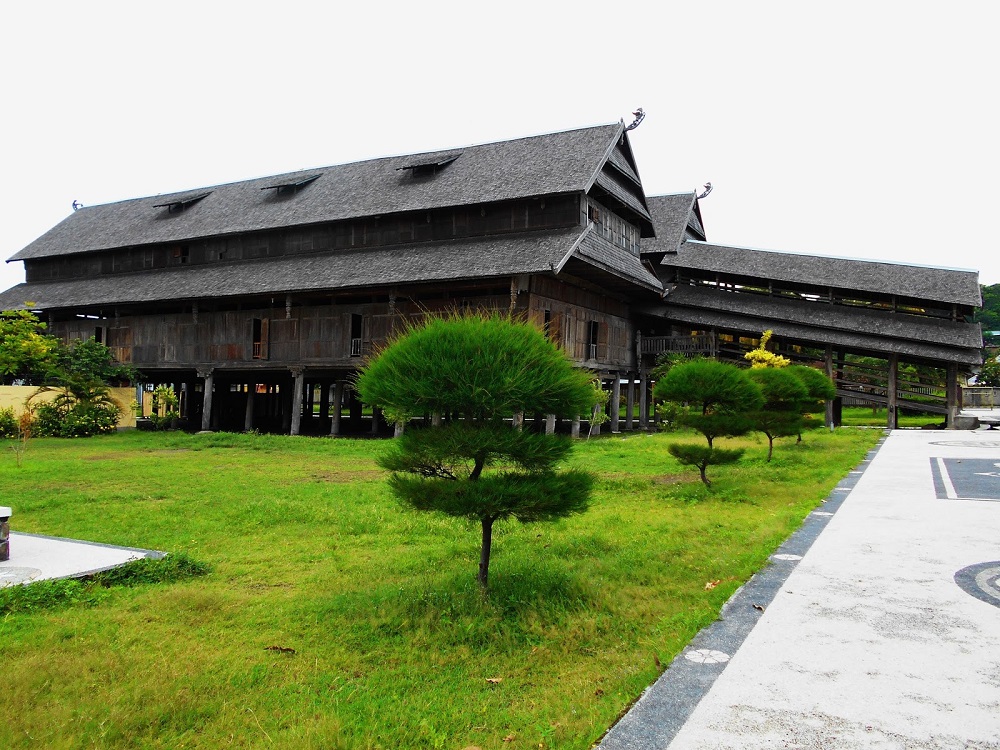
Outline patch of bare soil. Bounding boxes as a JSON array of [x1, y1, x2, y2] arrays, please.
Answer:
[[310, 470, 383, 483]]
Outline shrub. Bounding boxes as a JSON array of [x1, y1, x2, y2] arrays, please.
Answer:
[[33, 400, 121, 438], [0, 406, 17, 438]]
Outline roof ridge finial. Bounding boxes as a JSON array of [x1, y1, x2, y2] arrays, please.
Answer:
[[625, 108, 645, 131]]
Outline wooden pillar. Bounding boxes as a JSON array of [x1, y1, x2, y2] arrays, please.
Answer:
[[330, 381, 344, 436], [946, 363, 960, 428], [610, 375, 621, 432], [513, 412, 524, 431], [244, 383, 256, 432], [319, 382, 331, 432], [824, 346, 834, 429], [371, 406, 381, 435], [639, 372, 649, 430], [886, 354, 898, 430], [571, 415, 581, 439], [625, 376, 635, 430], [290, 368, 305, 436], [545, 414, 556, 435], [432, 412, 443, 427], [198, 368, 214, 432]]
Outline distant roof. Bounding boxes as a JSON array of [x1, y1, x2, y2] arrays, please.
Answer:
[[643, 193, 703, 255], [661, 240, 982, 307], [10, 123, 628, 263], [639, 284, 982, 365], [0, 227, 660, 311]]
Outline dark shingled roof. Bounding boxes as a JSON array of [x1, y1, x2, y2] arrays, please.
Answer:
[[661, 240, 981, 307], [10, 123, 626, 263], [642, 284, 982, 365], [643, 193, 701, 255], [0, 226, 660, 311]]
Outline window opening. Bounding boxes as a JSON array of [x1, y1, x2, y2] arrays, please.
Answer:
[[260, 173, 322, 195], [397, 152, 462, 178], [350, 314, 363, 357], [153, 191, 212, 213], [252, 318, 269, 359]]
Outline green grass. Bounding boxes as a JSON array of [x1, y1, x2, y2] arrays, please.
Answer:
[[0, 427, 879, 749], [840, 406, 944, 428]]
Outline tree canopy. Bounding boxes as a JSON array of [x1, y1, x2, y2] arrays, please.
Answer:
[[0, 309, 59, 383], [653, 358, 763, 486], [356, 313, 598, 588], [975, 284, 1000, 332]]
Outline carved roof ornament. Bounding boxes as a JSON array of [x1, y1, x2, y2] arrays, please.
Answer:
[[625, 108, 645, 132]]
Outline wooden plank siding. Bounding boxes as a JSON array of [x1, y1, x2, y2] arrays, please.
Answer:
[[528, 276, 634, 370]]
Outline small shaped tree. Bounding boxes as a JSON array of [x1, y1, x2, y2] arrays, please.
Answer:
[[747, 367, 809, 461], [653, 359, 763, 486], [355, 313, 598, 589], [786, 364, 838, 438]]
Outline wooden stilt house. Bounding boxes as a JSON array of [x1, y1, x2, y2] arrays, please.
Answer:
[[0, 123, 664, 434], [0, 122, 983, 432]]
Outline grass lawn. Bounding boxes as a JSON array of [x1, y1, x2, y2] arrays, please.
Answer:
[[839, 406, 944, 428], [0, 427, 878, 749]]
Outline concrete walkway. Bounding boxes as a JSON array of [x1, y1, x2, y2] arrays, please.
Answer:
[[0, 532, 162, 586], [600, 428, 1000, 749]]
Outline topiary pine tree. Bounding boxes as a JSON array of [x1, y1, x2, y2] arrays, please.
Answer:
[[786, 364, 838, 438], [653, 358, 763, 486], [355, 313, 598, 589], [747, 367, 809, 461]]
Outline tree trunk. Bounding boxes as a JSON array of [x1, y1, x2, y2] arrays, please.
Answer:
[[766, 433, 774, 462], [478, 516, 494, 589], [698, 459, 711, 487]]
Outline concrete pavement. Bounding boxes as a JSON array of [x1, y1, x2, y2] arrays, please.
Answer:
[[0, 531, 162, 586], [600, 428, 1000, 749]]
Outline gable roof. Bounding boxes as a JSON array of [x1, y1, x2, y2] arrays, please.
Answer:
[[643, 193, 704, 255], [10, 123, 628, 263], [661, 240, 982, 308]]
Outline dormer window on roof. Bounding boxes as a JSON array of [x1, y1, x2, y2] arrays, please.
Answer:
[[260, 173, 322, 195], [397, 152, 462, 177], [153, 191, 212, 213]]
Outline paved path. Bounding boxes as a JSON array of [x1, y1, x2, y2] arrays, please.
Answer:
[[600, 429, 1000, 749], [0, 532, 161, 586]]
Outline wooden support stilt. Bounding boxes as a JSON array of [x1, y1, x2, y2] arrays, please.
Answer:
[[198, 369, 214, 432], [610, 375, 621, 432], [330, 382, 344, 435], [886, 353, 898, 430], [290, 368, 305, 435], [244, 383, 256, 432]]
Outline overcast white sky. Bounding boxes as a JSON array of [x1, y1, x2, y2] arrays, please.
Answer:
[[1, 1, 997, 298]]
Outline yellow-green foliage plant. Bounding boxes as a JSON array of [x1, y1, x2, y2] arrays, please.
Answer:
[[744, 329, 791, 369]]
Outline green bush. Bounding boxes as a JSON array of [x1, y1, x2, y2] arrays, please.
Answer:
[[33, 400, 120, 437], [0, 406, 17, 438]]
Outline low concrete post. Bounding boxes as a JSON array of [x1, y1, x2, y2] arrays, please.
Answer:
[[571, 415, 581, 439], [0, 506, 11, 561], [545, 414, 556, 435]]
